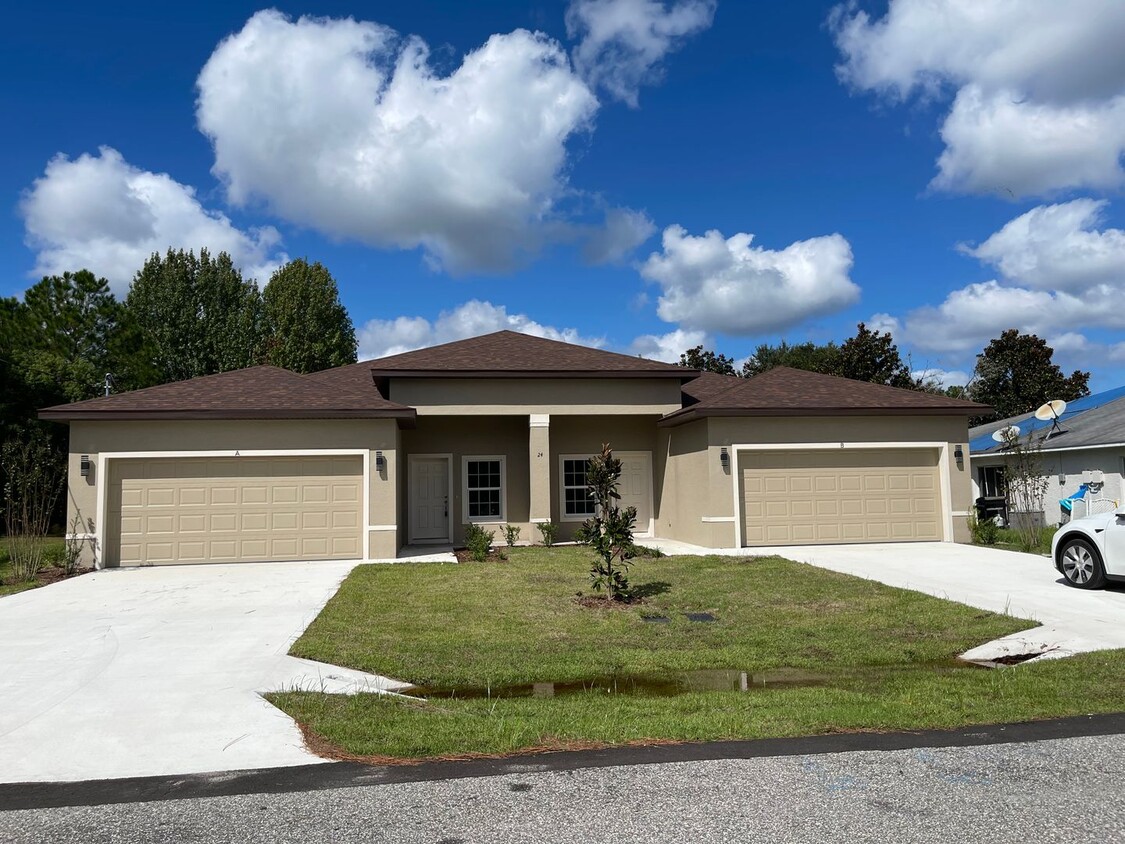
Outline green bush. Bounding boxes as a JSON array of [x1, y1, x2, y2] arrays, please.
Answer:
[[968, 510, 999, 546], [463, 523, 494, 562], [628, 543, 666, 558], [41, 544, 66, 568], [536, 521, 558, 547], [503, 524, 521, 547]]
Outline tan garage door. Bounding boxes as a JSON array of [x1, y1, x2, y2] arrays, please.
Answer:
[[106, 456, 363, 566], [740, 449, 942, 546]]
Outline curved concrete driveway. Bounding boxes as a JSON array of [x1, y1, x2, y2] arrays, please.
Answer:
[[0, 561, 408, 784]]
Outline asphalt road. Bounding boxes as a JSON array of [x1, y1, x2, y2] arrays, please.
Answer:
[[3, 730, 1124, 844]]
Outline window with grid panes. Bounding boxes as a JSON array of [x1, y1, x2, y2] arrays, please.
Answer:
[[466, 458, 503, 520], [562, 457, 595, 518]]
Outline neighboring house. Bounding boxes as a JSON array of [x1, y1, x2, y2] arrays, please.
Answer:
[[41, 331, 985, 568], [969, 385, 1125, 527]]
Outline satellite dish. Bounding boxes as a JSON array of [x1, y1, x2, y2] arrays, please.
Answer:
[[1034, 399, 1067, 421], [992, 424, 1021, 444], [1035, 398, 1068, 440]]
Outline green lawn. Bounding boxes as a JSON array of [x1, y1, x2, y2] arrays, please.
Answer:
[[0, 537, 67, 597], [270, 546, 1125, 760]]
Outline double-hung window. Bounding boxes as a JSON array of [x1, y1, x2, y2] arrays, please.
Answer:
[[561, 456, 595, 520], [464, 456, 505, 522]]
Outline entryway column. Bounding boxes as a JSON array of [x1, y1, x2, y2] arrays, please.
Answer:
[[529, 414, 551, 525]]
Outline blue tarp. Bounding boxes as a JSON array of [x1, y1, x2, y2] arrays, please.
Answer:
[[969, 384, 1125, 454], [1059, 483, 1090, 513]]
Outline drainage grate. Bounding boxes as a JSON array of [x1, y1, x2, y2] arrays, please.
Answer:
[[685, 612, 717, 622]]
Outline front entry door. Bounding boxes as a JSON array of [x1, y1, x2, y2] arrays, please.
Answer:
[[411, 457, 450, 543], [617, 452, 653, 537]]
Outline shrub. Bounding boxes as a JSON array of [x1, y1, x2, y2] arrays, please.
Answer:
[[968, 510, 999, 546], [577, 443, 637, 601], [463, 523, 494, 562], [503, 524, 521, 547], [2, 427, 66, 582], [628, 543, 666, 558], [536, 521, 558, 547], [42, 543, 66, 568]]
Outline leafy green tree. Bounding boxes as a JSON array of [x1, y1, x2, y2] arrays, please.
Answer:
[[740, 340, 840, 378], [261, 259, 357, 373], [835, 322, 918, 389], [678, 345, 736, 376], [576, 444, 637, 602], [967, 330, 1090, 424], [126, 249, 263, 383]]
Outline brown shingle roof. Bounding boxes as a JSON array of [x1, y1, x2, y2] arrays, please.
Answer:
[[362, 330, 694, 378], [39, 365, 415, 422], [663, 366, 987, 425], [681, 370, 744, 405]]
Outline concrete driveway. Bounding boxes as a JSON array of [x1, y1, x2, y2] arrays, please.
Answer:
[[651, 539, 1125, 660], [0, 562, 406, 784]]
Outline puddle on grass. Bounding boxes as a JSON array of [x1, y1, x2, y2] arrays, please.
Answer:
[[404, 668, 831, 700], [400, 661, 989, 701]]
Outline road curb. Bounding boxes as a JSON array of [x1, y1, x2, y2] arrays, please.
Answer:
[[3, 712, 1124, 811]]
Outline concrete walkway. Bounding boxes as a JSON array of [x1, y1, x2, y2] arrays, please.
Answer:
[[0, 561, 408, 784], [646, 539, 1125, 660]]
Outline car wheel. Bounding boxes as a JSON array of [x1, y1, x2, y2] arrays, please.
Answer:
[[1058, 536, 1107, 589]]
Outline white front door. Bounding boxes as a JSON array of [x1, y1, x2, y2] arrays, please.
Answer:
[[410, 457, 450, 543], [617, 452, 653, 537]]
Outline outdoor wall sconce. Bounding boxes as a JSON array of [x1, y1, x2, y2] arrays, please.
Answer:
[[80, 455, 92, 477], [720, 447, 730, 470], [953, 445, 963, 465], [375, 451, 386, 472]]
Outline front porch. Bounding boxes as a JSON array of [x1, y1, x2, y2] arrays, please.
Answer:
[[396, 414, 660, 550]]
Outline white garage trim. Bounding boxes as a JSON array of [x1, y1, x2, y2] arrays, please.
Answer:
[[729, 442, 953, 548], [95, 449, 371, 569]]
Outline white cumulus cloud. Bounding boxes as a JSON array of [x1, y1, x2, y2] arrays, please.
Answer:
[[629, 328, 708, 362], [197, 10, 605, 274], [639, 224, 859, 335], [832, 0, 1125, 197], [20, 147, 285, 293], [960, 199, 1125, 292], [567, 0, 716, 106], [357, 300, 604, 360]]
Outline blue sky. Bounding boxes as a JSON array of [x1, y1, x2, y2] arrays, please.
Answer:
[[4, 1, 1125, 389]]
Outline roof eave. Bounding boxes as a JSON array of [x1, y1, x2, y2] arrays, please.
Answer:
[[659, 405, 985, 427], [372, 368, 697, 380], [38, 408, 418, 425]]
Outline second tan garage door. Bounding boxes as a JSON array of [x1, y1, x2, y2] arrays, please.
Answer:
[[106, 455, 363, 566], [741, 449, 942, 546]]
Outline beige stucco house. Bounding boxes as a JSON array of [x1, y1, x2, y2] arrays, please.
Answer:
[[41, 331, 985, 568]]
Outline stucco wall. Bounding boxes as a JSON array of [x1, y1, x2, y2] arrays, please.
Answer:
[[388, 377, 683, 416], [656, 420, 722, 546], [66, 418, 400, 565], [972, 449, 1125, 527]]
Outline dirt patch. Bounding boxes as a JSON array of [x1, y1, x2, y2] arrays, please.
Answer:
[[2, 566, 93, 589], [453, 547, 508, 563], [573, 594, 642, 609]]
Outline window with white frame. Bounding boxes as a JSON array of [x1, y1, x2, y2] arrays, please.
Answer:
[[561, 456, 595, 520], [464, 456, 505, 521]]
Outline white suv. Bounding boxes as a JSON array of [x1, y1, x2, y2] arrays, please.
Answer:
[[1051, 504, 1125, 589]]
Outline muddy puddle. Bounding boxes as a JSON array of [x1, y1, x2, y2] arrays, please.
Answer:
[[400, 662, 983, 700]]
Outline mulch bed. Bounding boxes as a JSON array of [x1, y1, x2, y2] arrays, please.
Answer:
[[453, 547, 509, 563], [2, 566, 94, 589]]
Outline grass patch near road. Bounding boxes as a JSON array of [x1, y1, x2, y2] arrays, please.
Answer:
[[268, 546, 1105, 760], [273, 649, 1125, 759]]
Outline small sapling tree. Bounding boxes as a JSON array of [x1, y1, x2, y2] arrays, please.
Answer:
[[576, 444, 637, 601], [999, 426, 1050, 552]]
